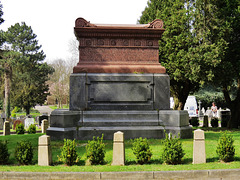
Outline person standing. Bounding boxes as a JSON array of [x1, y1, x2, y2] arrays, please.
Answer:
[[211, 102, 218, 117]]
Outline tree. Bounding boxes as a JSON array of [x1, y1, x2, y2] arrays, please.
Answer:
[[2, 22, 54, 115], [48, 59, 70, 108], [0, 1, 4, 26], [209, 0, 240, 128], [139, 0, 224, 110]]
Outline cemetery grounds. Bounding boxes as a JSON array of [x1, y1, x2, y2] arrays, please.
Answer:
[[0, 128, 240, 172]]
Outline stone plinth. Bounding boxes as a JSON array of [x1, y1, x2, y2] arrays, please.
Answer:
[[70, 73, 170, 111], [3, 121, 10, 136], [112, 131, 125, 166], [38, 135, 52, 166], [73, 18, 165, 74], [193, 129, 206, 164]]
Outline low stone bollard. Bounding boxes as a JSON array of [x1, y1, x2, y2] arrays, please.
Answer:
[[203, 115, 208, 127], [41, 119, 49, 133], [193, 129, 206, 164], [112, 131, 125, 166], [38, 135, 52, 166], [3, 121, 10, 136]]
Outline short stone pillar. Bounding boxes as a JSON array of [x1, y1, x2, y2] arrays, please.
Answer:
[[112, 131, 125, 166], [203, 115, 208, 127], [193, 129, 206, 164], [38, 135, 52, 166], [41, 119, 49, 133], [3, 121, 10, 136]]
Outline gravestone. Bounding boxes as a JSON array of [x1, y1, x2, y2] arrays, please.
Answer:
[[39, 114, 49, 126], [47, 18, 192, 140], [13, 120, 23, 130], [0, 118, 3, 130], [3, 121, 10, 136], [41, 119, 49, 133], [25, 118, 35, 129]]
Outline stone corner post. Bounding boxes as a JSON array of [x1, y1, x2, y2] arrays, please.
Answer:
[[38, 135, 52, 166], [112, 131, 125, 166], [193, 129, 206, 164]]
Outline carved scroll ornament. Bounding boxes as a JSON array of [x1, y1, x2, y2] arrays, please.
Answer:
[[75, 18, 96, 27], [148, 19, 164, 29]]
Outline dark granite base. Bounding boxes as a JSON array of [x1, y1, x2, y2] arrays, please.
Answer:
[[47, 110, 192, 140]]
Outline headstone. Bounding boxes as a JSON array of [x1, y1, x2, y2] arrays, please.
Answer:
[[112, 131, 125, 166], [39, 114, 49, 126], [0, 118, 3, 130], [3, 121, 10, 136], [41, 119, 49, 133], [203, 115, 208, 127], [13, 120, 23, 130], [1, 112, 6, 122], [25, 118, 35, 129], [38, 135, 52, 166], [193, 129, 206, 164]]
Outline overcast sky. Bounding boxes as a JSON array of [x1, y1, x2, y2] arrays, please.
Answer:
[[1, 0, 149, 62]]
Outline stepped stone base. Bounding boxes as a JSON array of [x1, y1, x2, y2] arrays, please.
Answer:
[[47, 110, 192, 140]]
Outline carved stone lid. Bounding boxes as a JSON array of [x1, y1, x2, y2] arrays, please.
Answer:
[[74, 18, 165, 39]]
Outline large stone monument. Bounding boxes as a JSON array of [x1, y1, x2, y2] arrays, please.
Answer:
[[47, 18, 192, 140]]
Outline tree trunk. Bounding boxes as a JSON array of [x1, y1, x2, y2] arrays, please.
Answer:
[[171, 80, 191, 110], [25, 106, 30, 116], [223, 79, 240, 128], [4, 63, 11, 119], [228, 102, 240, 128]]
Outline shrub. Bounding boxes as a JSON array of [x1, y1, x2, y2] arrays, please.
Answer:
[[86, 134, 105, 165], [162, 133, 185, 165], [16, 123, 25, 134], [189, 117, 199, 127], [0, 140, 10, 164], [58, 139, 79, 166], [27, 124, 36, 134], [216, 132, 235, 162], [131, 137, 152, 164], [15, 140, 33, 165], [211, 117, 219, 127]]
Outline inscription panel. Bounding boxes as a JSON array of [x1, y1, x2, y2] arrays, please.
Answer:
[[90, 82, 152, 102]]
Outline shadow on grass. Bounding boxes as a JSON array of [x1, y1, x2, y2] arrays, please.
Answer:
[[207, 157, 219, 163], [183, 158, 193, 164]]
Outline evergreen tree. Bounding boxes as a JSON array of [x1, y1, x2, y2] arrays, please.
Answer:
[[3, 22, 54, 115], [139, 0, 224, 110], [209, 0, 240, 128]]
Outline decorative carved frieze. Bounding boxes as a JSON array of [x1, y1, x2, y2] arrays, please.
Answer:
[[73, 18, 165, 73]]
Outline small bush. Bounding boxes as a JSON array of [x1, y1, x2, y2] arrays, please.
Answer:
[[211, 117, 219, 127], [162, 133, 185, 165], [27, 124, 36, 134], [189, 117, 199, 127], [216, 132, 235, 162], [15, 140, 33, 165], [16, 123, 25, 134], [0, 141, 10, 164], [86, 134, 105, 165], [58, 139, 79, 166], [131, 137, 152, 164]]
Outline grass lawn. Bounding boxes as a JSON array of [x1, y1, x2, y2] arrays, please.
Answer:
[[49, 105, 69, 110], [0, 130, 240, 172]]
